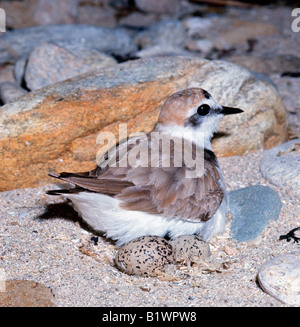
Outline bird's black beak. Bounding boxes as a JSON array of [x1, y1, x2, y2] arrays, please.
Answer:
[[220, 106, 244, 115]]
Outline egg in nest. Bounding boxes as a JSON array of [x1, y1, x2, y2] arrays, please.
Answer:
[[170, 235, 211, 263], [115, 235, 175, 276]]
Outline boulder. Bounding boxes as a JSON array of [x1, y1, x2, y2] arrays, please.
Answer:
[[258, 252, 300, 306], [77, 4, 117, 28], [0, 64, 15, 83], [25, 42, 117, 90], [0, 82, 28, 104], [183, 17, 277, 51], [212, 19, 277, 50], [0, 0, 78, 30], [0, 56, 286, 191], [135, 0, 180, 15], [14, 56, 28, 85], [135, 19, 186, 50], [259, 139, 300, 196], [225, 54, 300, 75], [0, 24, 137, 65]]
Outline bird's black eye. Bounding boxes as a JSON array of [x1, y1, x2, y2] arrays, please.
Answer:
[[197, 104, 210, 116]]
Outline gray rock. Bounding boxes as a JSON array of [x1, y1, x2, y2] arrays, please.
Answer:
[[29, 0, 78, 26], [25, 42, 117, 91], [185, 38, 214, 54], [225, 54, 300, 75], [184, 17, 215, 56], [0, 64, 15, 83], [229, 185, 281, 242], [118, 12, 161, 28], [211, 18, 277, 50], [184, 17, 214, 36], [0, 82, 27, 104], [77, 4, 117, 28], [0, 24, 137, 65], [183, 16, 277, 51], [0, 0, 78, 30], [14, 56, 28, 86], [259, 139, 300, 196], [258, 252, 300, 306], [135, 0, 180, 15], [136, 45, 194, 58], [135, 19, 186, 50]]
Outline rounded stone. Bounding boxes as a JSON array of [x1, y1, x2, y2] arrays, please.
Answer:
[[25, 42, 117, 91], [229, 185, 281, 242], [259, 139, 300, 196], [258, 252, 300, 306]]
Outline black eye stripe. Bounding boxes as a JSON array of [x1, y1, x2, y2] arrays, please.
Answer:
[[197, 104, 210, 116]]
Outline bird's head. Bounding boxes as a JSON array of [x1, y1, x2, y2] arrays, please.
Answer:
[[155, 88, 243, 149]]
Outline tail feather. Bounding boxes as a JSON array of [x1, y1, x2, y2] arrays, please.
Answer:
[[46, 187, 86, 196], [47, 171, 133, 196], [47, 172, 94, 196], [49, 171, 92, 179]]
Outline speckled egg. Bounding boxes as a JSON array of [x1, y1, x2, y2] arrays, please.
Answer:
[[170, 235, 211, 263], [115, 236, 175, 276]]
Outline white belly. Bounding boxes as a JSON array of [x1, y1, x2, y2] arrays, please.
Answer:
[[66, 191, 227, 246]]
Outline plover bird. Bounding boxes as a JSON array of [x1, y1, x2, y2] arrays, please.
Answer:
[[47, 88, 243, 246]]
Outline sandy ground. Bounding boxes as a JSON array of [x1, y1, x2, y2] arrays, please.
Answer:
[[1, 149, 299, 307]]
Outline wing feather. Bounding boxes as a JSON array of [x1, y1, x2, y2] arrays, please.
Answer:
[[48, 134, 224, 222]]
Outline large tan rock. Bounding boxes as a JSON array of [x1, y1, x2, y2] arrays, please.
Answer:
[[0, 57, 286, 191]]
